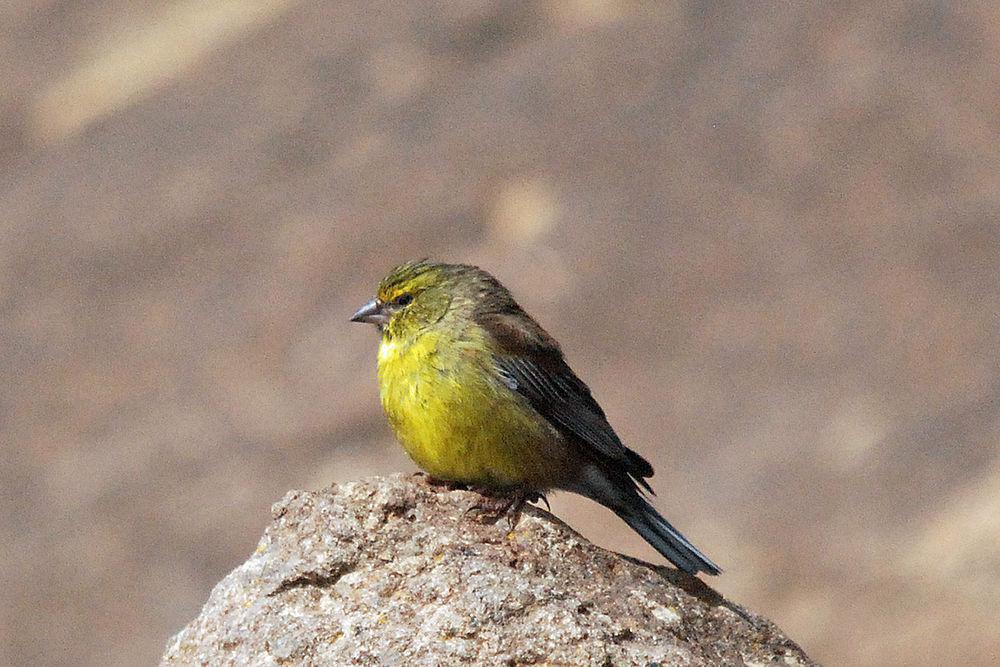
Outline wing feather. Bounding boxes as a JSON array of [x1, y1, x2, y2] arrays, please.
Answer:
[[479, 310, 655, 492]]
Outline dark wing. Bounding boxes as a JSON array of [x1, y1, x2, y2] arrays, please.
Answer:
[[479, 310, 655, 492]]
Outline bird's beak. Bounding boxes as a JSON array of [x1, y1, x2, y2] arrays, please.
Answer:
[[350, 299, 389, 326]]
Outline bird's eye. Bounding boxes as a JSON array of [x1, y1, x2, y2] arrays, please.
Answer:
[[393, 293, 413, 307]]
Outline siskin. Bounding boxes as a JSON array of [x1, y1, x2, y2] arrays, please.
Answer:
[[351, 260, 720, 575]]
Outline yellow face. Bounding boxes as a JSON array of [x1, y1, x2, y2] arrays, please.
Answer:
[[351, 261, 453, 339]]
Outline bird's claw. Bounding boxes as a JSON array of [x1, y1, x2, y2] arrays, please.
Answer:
[[463, 489, 548, 530], [529, 491, 551, 512]]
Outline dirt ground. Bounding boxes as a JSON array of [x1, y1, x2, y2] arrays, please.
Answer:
[[1, 2, 998, 665]]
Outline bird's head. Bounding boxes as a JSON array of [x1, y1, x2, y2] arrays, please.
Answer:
[[351, 260, 483, 339]]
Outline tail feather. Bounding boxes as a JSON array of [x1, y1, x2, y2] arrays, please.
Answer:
[[614, 496, 721, 575], [572, 466, 721, 576]]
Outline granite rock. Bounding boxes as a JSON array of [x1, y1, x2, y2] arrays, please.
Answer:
[[162, 475, 814, 666]]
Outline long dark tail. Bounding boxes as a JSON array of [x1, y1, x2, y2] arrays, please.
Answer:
[[614, 493, 721, 575], [573, 469, 721, 576]]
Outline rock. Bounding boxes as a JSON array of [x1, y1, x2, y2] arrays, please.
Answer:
[[161, 475, 814, 666]]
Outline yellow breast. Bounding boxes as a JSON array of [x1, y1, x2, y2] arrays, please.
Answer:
[[375, 327, 560, 488]]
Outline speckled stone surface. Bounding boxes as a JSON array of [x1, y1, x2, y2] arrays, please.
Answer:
[[161, 475, 814, 666]]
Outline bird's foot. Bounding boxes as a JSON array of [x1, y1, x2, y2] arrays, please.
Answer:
[[463, 488, 548, 530], [530, 491, 551, 512]]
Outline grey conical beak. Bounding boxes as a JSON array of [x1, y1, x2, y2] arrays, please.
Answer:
[[350, 299, 389, 326]]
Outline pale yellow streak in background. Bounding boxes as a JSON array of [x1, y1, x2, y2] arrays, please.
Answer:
[[31, 0, 300, 144]]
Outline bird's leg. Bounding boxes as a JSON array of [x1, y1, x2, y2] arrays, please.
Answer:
[[464, 488, 548, 530], [463, 487, 516, 525]]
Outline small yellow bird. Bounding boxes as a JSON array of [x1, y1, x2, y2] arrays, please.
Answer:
[[351, 260, 720, 575]]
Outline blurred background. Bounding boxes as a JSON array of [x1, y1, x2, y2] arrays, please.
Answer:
[[1, 1, 998, 664]]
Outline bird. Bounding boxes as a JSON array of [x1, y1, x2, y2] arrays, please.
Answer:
[[350, 260, 720, 575]]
